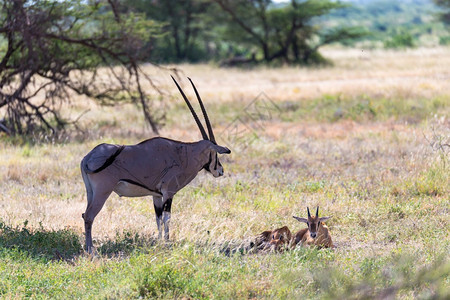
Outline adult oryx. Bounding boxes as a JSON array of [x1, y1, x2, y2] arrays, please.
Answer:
[[80, 76, 231, 252]]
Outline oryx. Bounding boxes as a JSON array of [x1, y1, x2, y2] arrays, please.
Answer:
[[292, 207, 334, 248], [80, 76, 231, 252]]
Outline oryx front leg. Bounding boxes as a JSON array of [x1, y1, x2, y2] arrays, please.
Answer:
[[162, 198, 172, 240], [153, 196, 164, 239]]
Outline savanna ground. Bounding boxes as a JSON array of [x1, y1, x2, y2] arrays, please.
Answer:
[[0, 47, 449, 299]]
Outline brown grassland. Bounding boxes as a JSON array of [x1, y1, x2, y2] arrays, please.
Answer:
[[0, 47, 449, 298]]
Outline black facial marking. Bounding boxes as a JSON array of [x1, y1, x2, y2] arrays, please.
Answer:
[[214, 153, 218, 170], [203, 152, 212, 171]]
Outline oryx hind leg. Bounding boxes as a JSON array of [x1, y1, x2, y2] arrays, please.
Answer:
[[82, 180, 113, 253], [81, 163, 93, 206]]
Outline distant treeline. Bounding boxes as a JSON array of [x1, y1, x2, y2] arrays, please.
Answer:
[[121, 0, 449, 64], [122, 0, 367, 64], [326, 0, 450, 48]]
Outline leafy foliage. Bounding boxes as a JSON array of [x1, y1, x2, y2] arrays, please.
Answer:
[[327, 0, 448, 47], [0, 0, 163, 136], [214, 0, 366, 64], [124, 0, 213, 62]]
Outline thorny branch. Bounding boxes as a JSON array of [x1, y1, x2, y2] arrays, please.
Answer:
[[0, 0, 165, 137]]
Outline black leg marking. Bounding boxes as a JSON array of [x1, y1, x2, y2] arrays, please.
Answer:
[[154, 204, 163, 218], [163, 198, 172, 212]]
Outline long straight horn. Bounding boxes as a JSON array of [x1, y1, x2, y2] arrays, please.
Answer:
[[171, 75, 208, 140], [188, 77, 216, 143], [307, 207, 311, 218], [316, 206, 319, 217]]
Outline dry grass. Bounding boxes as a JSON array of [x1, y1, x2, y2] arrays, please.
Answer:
[[0, 47, 449, 298]]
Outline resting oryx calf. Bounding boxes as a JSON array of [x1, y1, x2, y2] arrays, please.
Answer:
[[254, 226, 292, 252], [292, 207, 334, 248], [80, 76, 231, 253]]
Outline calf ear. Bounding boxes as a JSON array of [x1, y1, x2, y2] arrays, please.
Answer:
[[319, 216, 331, 222], [293, 216, 308, 223]]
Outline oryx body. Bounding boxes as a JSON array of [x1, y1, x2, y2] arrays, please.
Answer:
[[81, 77, 230, 252]]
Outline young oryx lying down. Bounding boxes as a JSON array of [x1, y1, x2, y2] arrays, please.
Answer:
[[251, 207, 333, 252], [253, 226, 292, 252], [292, 206, 334, 249], [80, 76, 231, 253]]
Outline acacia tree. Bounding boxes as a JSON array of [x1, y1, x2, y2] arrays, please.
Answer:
[[124, 0, 212, 62], [0, 0, 163, 136], [214, 0, 365, 64]]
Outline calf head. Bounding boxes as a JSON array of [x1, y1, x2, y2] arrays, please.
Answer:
[[293, 207, 331, 239], [267, 226, 291, 251], [269, 231, 286, 248]]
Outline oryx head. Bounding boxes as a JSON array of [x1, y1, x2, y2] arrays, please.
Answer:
[[172, 76, 231, 177], [293, 206, 331, 239]]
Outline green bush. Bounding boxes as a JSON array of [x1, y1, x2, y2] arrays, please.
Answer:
[[384, 32, 416, 48]]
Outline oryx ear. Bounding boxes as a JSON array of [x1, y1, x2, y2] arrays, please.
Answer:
[[293, 216, 308, 223], [210, 144, 231, 154], [319, 216, 331, 222]]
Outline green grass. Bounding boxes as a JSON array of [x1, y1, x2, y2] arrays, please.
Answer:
[[278, 94, 449, 123], [0, 237, 448, 298], [190, 92, 450, 128]]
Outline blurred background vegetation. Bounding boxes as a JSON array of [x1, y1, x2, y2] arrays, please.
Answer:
[[0, 0, 449, 135], [112, 0, 450, 63]]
